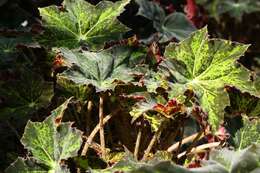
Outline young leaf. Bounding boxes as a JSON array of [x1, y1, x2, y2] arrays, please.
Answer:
[[234, 118, 260, 150], [136, 0, 196, 42], [38, 0, 130, 50], [130, 94, 158, 120], [152, 27, 257, 130], [130, 93, 185, 131], [57, 46, 143, 92], [5, 99, 83, 173]]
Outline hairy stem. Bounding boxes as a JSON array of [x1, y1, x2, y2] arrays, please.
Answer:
[[167, 132, 204, 152], [86, 100, 93, 135], [176, 126, 184, 157], [81, 114, 112, 156], [183, 131, 203, 157], [142, 126, 163, 161], [177, 142, 221, 159], [99, 95, 106, 158], [134, 128, 142, 160]]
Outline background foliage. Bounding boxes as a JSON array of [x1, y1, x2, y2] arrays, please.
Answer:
[[0, 0, 260, 172]]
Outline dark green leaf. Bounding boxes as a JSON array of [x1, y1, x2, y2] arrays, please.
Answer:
[[57, 46, 143, 92], [0, 69, 53, 121], [197, 0, 260, 21], [136, 0, 195, 42]]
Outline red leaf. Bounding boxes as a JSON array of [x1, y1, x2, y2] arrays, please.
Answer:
[[185, 0, 198, 20]]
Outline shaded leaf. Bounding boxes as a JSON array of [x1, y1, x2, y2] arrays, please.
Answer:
[[5, 157, 47, 173], [0, 36, 34, 70], [197, 0, 260, 21], [0, 0, 37, 30], [0, 69, 53, 121], [136, 0, 195, 42], [56, 77, 91, 101], [226, 86, 260, 117], [198, 144, 260, 173], [131, 161, 193, 173], [38, 0, 130, 50], [130, 144, 260, 173], [57, 46, 143, 92]]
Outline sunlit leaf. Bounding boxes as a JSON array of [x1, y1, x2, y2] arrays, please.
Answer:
[[147, 27, 258, 130], [38, 0, 130, 50], [5, 99, 82, 173]]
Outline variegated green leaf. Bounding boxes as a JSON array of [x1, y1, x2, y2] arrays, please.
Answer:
[[130, 94, 157, 119], [6, 99, 82, 173], [38, 0, 130, 50], [234, 118, 260, 150], [56, 77, 91, 101], [152, 27, 258, 130], [57, 46, 143, 92], [129, 93, 167, 131]]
